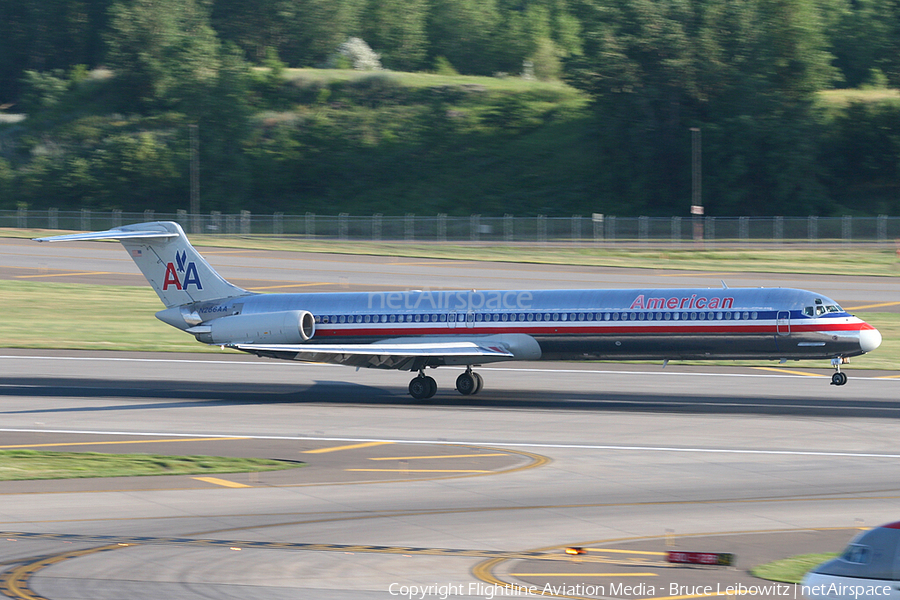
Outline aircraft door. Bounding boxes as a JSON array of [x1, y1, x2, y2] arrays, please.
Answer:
[[776, 311, 791, 335]]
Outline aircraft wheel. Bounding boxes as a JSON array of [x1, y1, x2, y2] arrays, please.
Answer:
[[423, 376, 437, 398], [409, 376, 433, 399], [456, 372, 478, 395], [831, 372, 848, 386], [473, 372, 484, 394]]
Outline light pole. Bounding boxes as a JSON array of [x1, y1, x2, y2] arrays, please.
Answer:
[[190, 124, 199, 234], [690, 127, 703, 242]]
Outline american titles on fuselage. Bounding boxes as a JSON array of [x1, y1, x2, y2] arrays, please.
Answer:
[[630, 294, 734, 310]]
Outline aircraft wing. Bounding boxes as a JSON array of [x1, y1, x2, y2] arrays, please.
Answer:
[[233, 340, 515, 370]]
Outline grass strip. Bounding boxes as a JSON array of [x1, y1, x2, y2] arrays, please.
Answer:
[[750, 553, 839, 584], [0, 449, 301, 481], [11, 229, 900, 277]]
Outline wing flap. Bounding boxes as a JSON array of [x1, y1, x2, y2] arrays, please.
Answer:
[[233, 341, 514, 370]]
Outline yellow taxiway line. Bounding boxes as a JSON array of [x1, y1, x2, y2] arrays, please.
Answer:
[[368, 453, 508, 461], [303, 441, 394, 454], [192, 477, 251, 488], [751, 367, 825, 377]]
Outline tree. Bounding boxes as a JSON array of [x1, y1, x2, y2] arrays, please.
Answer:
[[568, 0, 836, 215], [361, 0, 429, 71], [105, 0, 222, 108], [427, 0, 501, 75]]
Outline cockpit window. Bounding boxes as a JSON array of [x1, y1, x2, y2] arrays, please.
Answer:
[[804, 307, 814, 317], [841, 544, 870, 564], [826, 305, 841, 313], [816, 305, 827, 316]]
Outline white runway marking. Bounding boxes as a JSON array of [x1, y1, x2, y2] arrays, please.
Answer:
[[1, 354, 896, 381], [2, 428, 900, 459]]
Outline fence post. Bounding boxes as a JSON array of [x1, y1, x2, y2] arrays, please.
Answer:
[[240, 210, 250, 235], [639, 216, 649, 244], [372, 213, 382, 241], [739, 216, 749, 242], [671, 216, 681, 244], [17, 207, 26, 229], [211, 211, 222, 233], [49, 207, 58, 230], [842, 215, 852, 244], [705, 216, 715, 242], [607, 215, 616, 242], [878, 214, 887, 243], [774, 216, 783, 244], [81, 208, 91, 232], [274, 212, 283, 236], [537, 215, 547, 243], [437, 213, 446, 242], [504, 214, 513, 242], [470, 214, 481, 242], [592, 213, 604, 242], [144, 209, 155, 223], [177, 209, 187, 229], [305, 212, 315, 238], [571, 215, 582, 242], [808, 216, 818, 244], [112, 209, 122, 229], [405, 213, 415, 241], [339, 213, 349, 240]]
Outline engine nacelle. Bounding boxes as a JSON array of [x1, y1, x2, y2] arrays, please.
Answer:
[[191, 311, 315, 345]]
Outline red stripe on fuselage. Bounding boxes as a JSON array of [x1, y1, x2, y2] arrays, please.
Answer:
[[311, 321, 868, 339]]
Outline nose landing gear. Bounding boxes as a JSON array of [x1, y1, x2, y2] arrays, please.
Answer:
[[831, 357, 848, 386]]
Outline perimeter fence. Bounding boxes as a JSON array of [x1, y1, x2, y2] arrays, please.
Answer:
[[4, 209, 900, 246]]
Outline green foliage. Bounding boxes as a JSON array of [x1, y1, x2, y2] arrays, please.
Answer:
[[19, 70, 69, 112], [105, 0, 223, 109], [432, 56, 460, 76], [362, 0, 429, 71], [1, 0, 900, 216]]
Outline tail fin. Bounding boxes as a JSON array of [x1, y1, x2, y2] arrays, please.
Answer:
[[34, 221, 251, 308]]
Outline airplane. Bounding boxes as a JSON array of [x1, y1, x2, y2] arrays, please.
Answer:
[[35, 221, 882, 398], [801, 521, 900, 599]]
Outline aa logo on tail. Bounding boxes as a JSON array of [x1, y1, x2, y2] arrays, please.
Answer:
[[163, 250, 203, 290]]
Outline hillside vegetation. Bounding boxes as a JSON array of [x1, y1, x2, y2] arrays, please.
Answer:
[[2, 0, 900, 217]]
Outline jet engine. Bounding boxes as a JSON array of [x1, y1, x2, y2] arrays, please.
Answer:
[[189, 310, 315, 345]]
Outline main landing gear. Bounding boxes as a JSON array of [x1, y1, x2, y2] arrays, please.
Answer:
[[455, 367, 483, 396], [407, 367, 484, 399], [831, 357, 848, 386], [408, 371, 437, 399]]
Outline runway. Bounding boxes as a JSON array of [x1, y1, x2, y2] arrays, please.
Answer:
[[3, 236, 899, 311], [2, 352, 900, 599], [2, 236, 900, 599]]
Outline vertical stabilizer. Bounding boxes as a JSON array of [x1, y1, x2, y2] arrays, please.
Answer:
[[34, 221, 251, 308]]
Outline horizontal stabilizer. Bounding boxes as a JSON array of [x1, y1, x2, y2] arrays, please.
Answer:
[[33, 221, 250, 308], [34, 228, 178, 242]]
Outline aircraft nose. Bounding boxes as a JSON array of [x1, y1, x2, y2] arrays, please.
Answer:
[[859, 325, 882, 353]]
